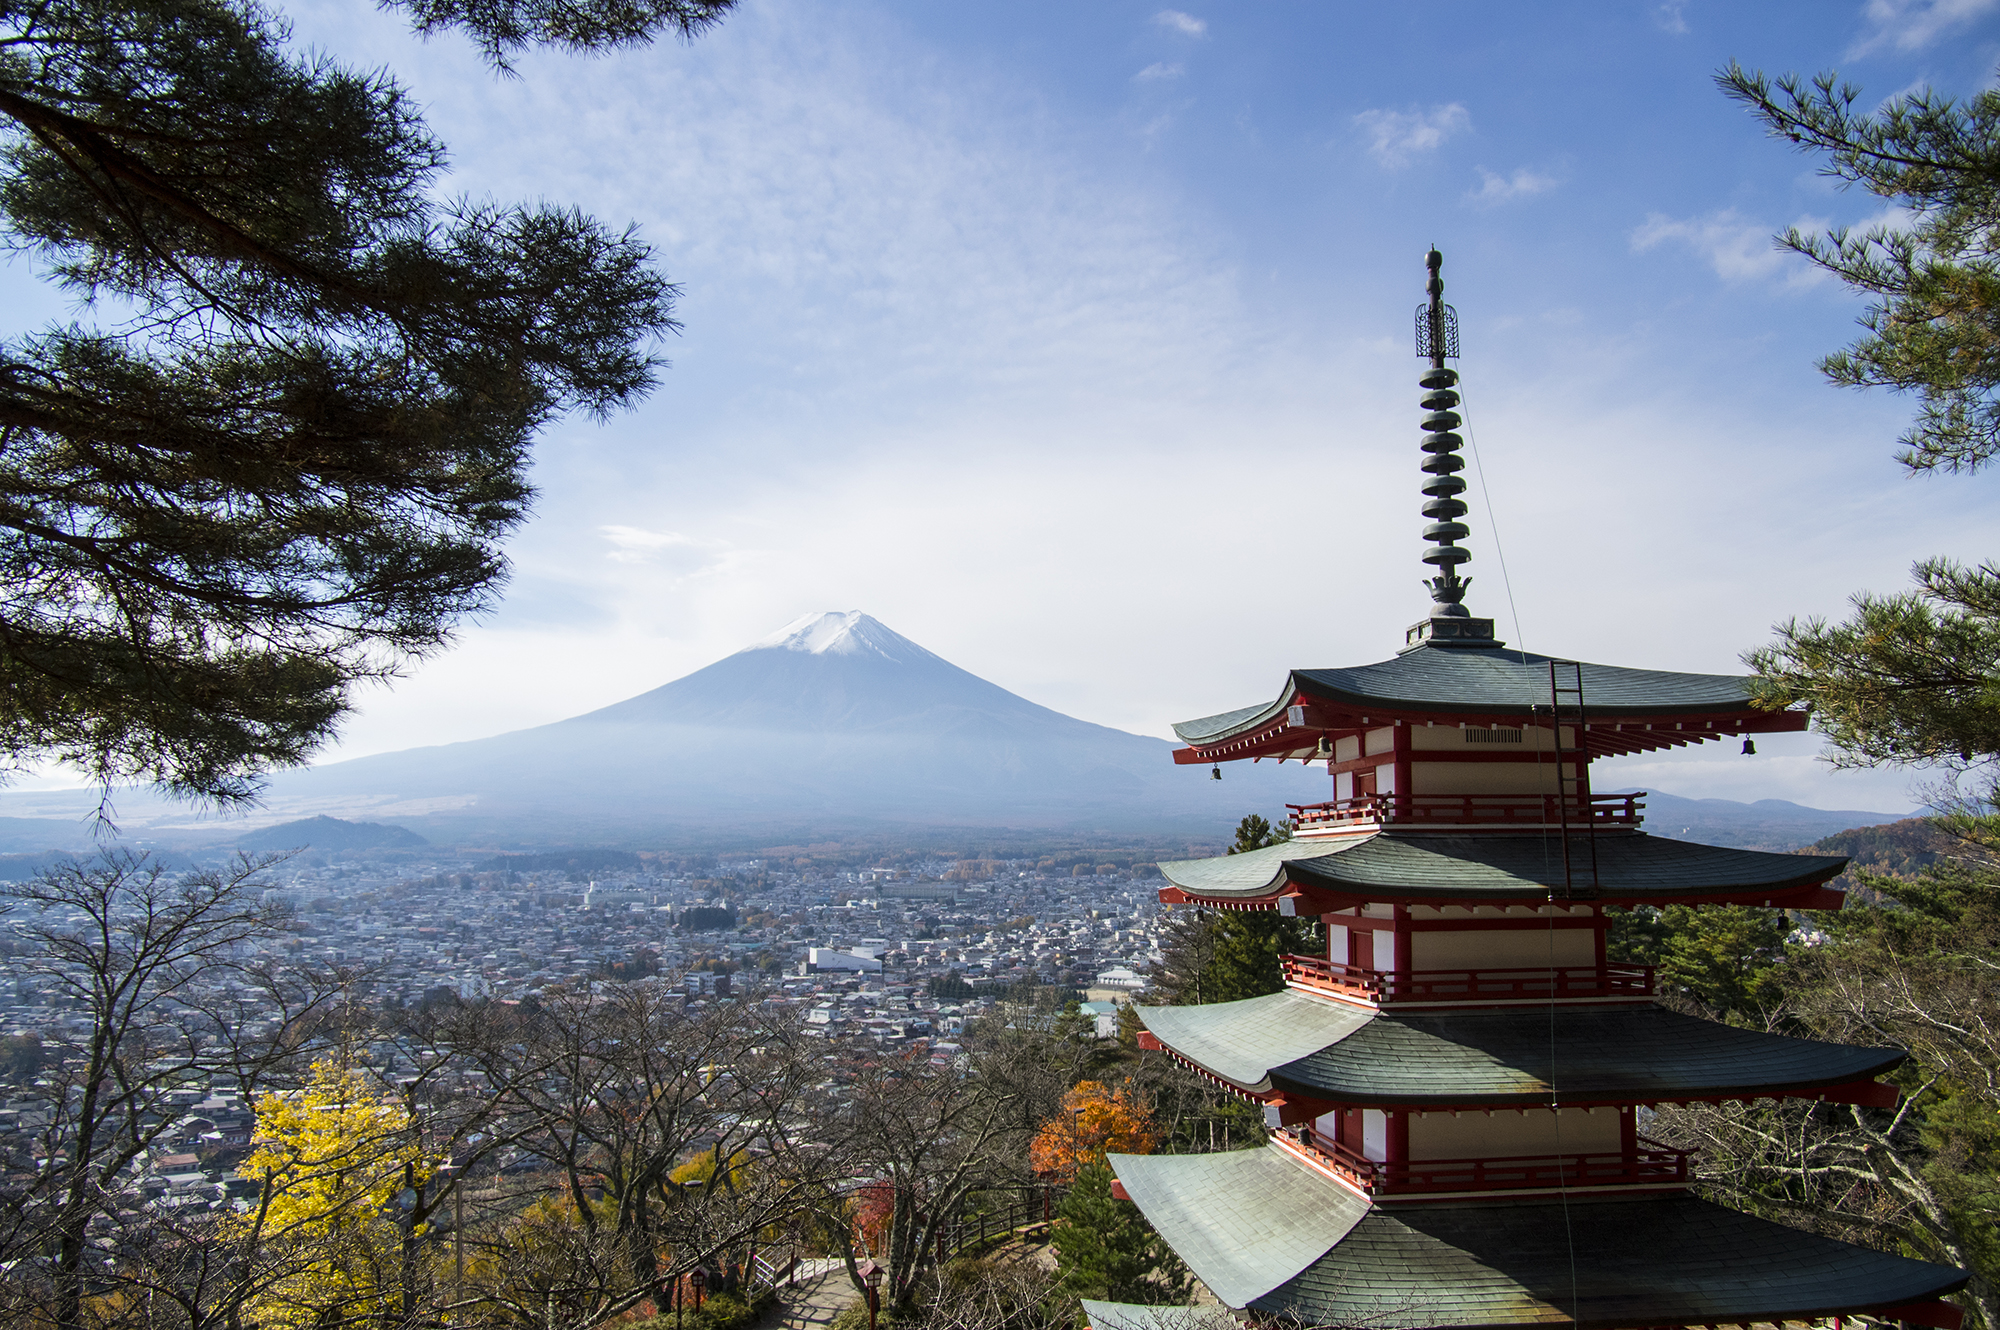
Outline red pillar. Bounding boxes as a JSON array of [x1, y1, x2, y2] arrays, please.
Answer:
[[1392, 722, 1412, 816]]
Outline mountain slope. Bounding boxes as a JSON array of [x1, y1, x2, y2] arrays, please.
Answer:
[[265, 612, 1333, 842], [235, 816, 430, 853], [1613, 790, 1910, 852]]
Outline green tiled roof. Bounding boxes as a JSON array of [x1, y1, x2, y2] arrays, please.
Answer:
[[1157, 837, 1308, 896], [1255, 1194, 1966, 1329], [1158, 830, 1846, 904], [1107, 1144, 1369, 1309], [1174, 646, 1771, 745], [1079, 1302, 1233, 1330], [1268, 1003, 1904, 1105], [1138, 994, 1901, 1105], [1136, 990, 1371, 1091]]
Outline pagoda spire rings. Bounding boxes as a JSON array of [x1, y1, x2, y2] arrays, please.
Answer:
[[1405, 249, 1496, 649]]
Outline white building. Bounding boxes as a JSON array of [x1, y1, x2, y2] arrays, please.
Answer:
[[807, 947, 882, 974]]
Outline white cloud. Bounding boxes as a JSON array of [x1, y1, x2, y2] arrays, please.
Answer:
[[1628, 208, 1826, 287], [1653, 2, 1690, 34], [1466, 165, 1558, 205], [1135, 61, 1184, 81], [1874, 75, 1935, 109], [599, 526, 730, 576], [1850, 0, 2000, 56], [1154, 10, 1207, 36], [1353, 103, 1470, 168]]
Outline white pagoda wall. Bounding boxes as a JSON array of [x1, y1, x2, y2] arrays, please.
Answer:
[[1407, 1106, 1621, 1160], [1408, 725, 1570, 752], [1325, 904, 1602, 973], [1408, 760, 1562, 796], [1410, 927, 1593, 970]]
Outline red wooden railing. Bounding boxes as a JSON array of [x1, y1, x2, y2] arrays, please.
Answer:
[[1297, 1132, 1691, 1196], [1287, 792, 1644, 831], [1279, 954, 1655, 1004]]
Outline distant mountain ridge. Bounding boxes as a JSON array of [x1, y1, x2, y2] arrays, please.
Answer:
[[1805, 819, 1951, 877], [235, 815, 429, 853], [1621, 790, 1911, 852], [259, 611, 1336, 844], [573, 610, 1070, 734], [0, 613, 1926, 853]]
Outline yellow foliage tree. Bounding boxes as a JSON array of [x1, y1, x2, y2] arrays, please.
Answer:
[[1028, 1081, 1158, 1182], [234, 1057, 443, 1329]]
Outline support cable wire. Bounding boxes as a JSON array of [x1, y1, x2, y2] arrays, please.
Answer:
[[1425, 265, 1576, 1320], [1460, 371, 1580, 1326], [1544, 663, 1584, 1329], [1451, 387, 1526, 653], [1526, 681, 1581, 1329]]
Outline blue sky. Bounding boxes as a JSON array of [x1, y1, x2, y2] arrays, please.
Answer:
[[16, 0, 2000, 815]]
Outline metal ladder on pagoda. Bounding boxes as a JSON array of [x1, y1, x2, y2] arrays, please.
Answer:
[[1547, 660, 1600, 899]]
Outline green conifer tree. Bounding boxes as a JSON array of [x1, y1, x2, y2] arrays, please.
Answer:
[[1608, 904, 1790, 1020], [1197, 813, 1316, 1003], [1718, 66, 2000, 798], [1051, 1156, 1190, 1306], [0, 0, 731, 801]]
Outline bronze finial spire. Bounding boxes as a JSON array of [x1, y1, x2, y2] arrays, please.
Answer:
[[1404, 248, 1500, 650]]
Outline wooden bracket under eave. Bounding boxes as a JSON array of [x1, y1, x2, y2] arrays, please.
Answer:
[[1870, 1301, 1964, 1330], [1782, 1078, 1899, 1109]]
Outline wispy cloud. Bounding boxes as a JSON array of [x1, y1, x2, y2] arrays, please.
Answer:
[[1154, 10, 1207, 36], [1874, 76, 1935, 110], [1466, 165, 1558, 205], [1628, 208, 1825, 287], [1352, 102, 1470, 168], [1850, 0, 2000, 56], [1653, 2, 1689, 34], [599, 527, 731, 575], [1135, 61, 1184, 81]]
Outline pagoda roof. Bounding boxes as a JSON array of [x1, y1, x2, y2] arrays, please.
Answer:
[[1109, 1145, 1965, 1322], [1136, 992, 1904, 1105], [1172, 645, 1807, 763], [1177, 646, 1771, 742], [1140, 989, 1373, 1090], [1263, 1192, 1964, 1329], [1079, 1303, 1233, 1330], [1107, 1144, 1370, 1308], [1158, 830, 1846, 909]]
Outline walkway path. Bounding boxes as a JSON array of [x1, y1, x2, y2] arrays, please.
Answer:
[[767, 1261, 859, 1330]]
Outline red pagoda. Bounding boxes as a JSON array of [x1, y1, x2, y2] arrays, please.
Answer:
[[1100, 252, 1969, 1330]]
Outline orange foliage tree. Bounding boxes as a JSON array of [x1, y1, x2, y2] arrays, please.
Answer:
[[1028, 1081, 1158, 1182], [851, 1179, 894, 1258]]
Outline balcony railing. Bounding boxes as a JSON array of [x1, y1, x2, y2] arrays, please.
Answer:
[[1293, 1131, 1691, 1196], [1287, 792, 1644, 833], [1280, 954, 1656, 1005]]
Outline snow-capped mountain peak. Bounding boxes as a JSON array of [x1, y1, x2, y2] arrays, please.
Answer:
[[745, 611, 933, 664]]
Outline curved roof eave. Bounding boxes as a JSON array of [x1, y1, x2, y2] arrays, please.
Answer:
[[1108, 1144, 1371, 1310], [1266, 1004, 1906, 1106], [1136, 990, 1373, 1091], [1173, 647, 1785, 748], [1159, 832, 1848, 907], [1138, 997, 1903, 1107], [1253, 1194, 1966, 1329]]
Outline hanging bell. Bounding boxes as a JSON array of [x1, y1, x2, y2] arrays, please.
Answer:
[[1314, 734, 1333, 761], [1741, 739, 1756, 756], [1210, 764, 1222, 781]]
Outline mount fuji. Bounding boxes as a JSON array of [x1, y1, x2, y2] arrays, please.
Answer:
[[243, 612, 1334, 845]]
